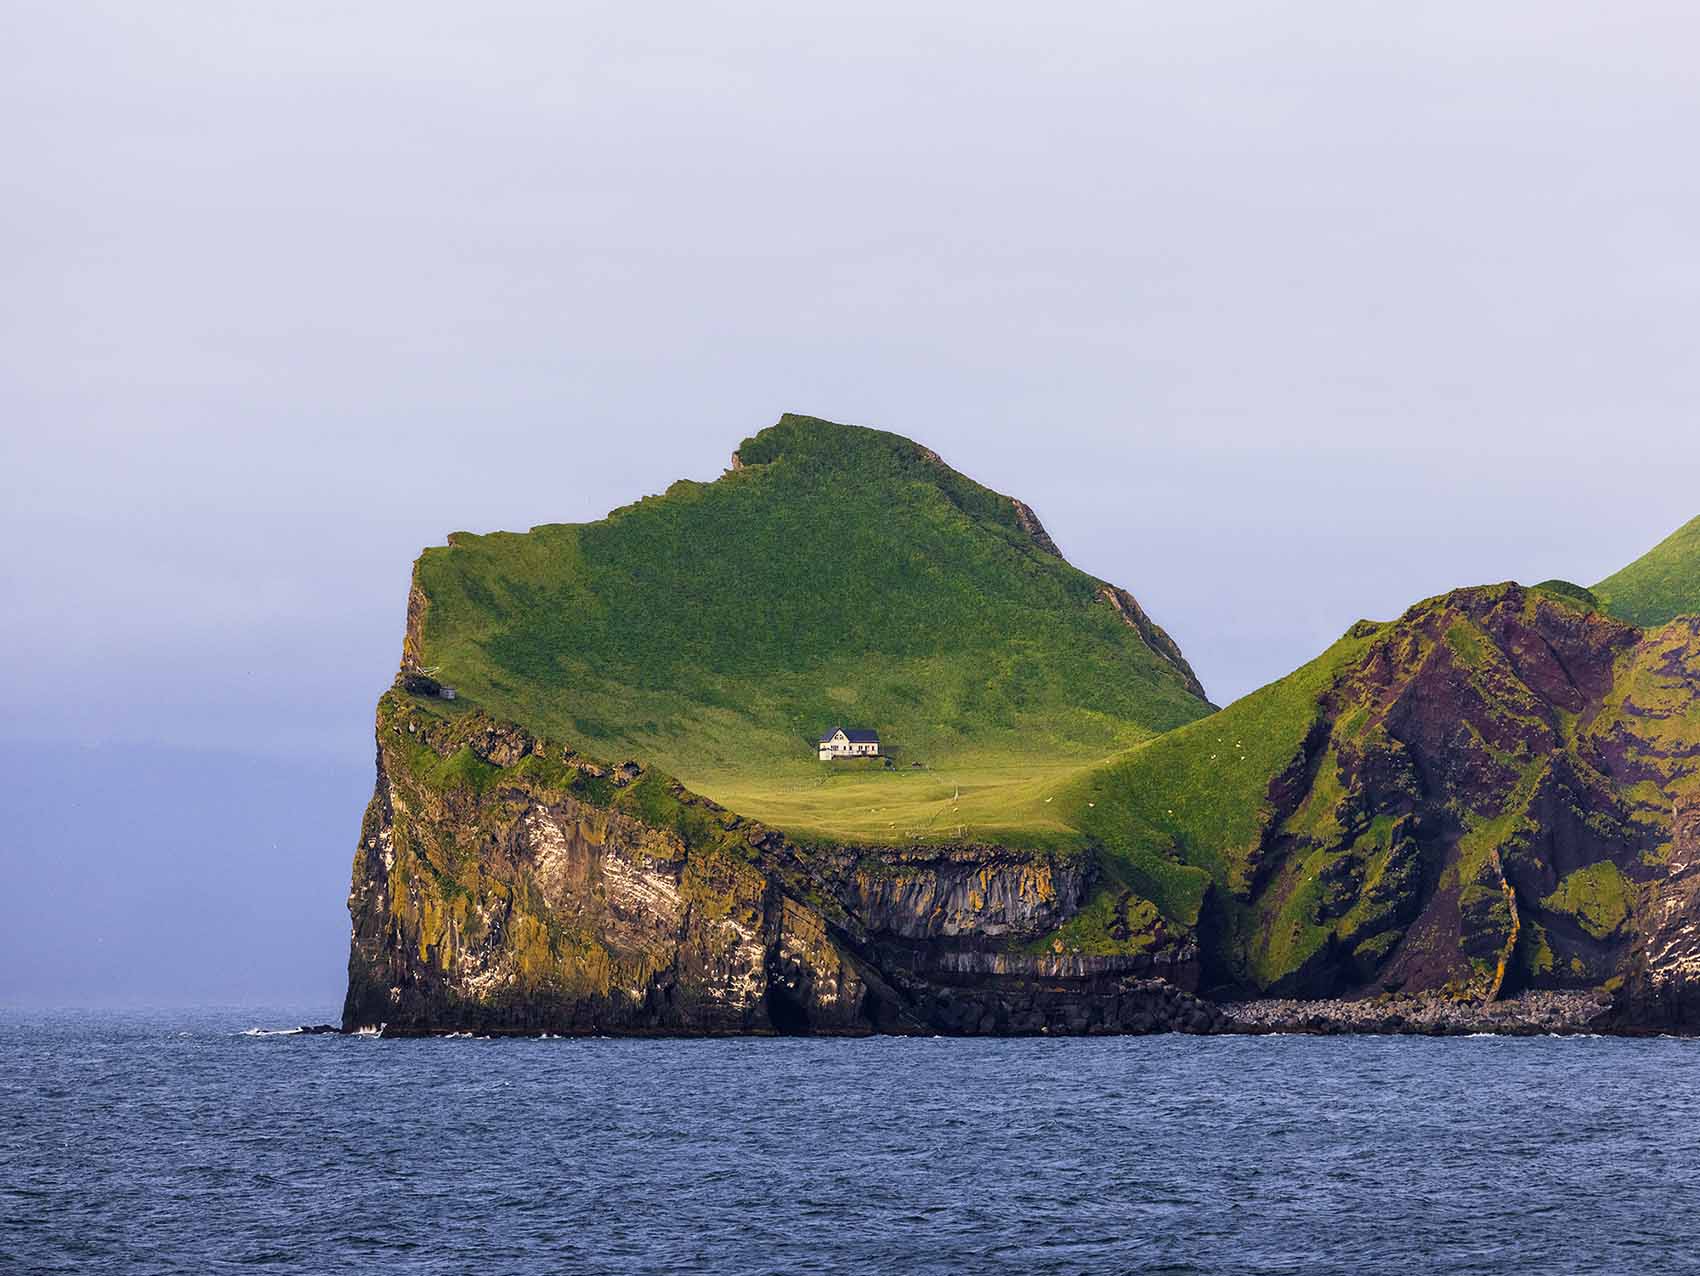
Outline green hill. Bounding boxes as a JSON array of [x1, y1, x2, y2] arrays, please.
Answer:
[[1594, 514, 1700, 627], [402, 414, 1213, 845], [1052, 582, 1698, 1000], [1054, 627, 1377, 977]]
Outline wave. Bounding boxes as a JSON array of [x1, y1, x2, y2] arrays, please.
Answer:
[[240, 1027, 302, 1037]]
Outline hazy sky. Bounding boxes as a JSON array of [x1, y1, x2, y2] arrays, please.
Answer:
[[6, 2, 1700, 1006]]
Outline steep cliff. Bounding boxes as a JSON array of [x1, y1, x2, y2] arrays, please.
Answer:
[[343, 689, 1220, 1035]]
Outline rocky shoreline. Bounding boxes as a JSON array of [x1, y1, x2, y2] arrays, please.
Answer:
[[303, 988, 1672, 1038], [1220, 989, 1620, 1036]]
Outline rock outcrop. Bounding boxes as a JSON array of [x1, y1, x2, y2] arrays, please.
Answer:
[[1167, 588, 1700, 1011], [1097, 584, 1211, 704], [1591, 620, 1700, 1028], [343, 694, 1220, 1036], [1221, 989, 1614, 1036]]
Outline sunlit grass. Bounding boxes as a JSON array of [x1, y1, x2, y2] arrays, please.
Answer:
[[697, 754, 1101, 851], [1595, 513, 1700, 627]]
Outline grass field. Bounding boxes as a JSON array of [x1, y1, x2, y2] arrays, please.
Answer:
[[405, 414, 1214, 846], [703, 754, 1099, 850]]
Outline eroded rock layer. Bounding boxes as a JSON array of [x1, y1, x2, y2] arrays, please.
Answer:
[[342, 698, 1220, 1036]]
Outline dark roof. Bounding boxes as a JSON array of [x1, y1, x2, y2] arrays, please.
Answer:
[[819, 726, 880, 744]]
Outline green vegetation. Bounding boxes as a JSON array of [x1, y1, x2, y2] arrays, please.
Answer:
[[1042, 582, 1651, 993], [406, 414, 1211, 844], [1022, 889, 1165, 958], [1541, 861, 1633, 940], [1532, 579, 1598, 609], [1061, 631, 1378, 963], [1444, 620, 1487, 666], [708, 757, 1092, 850], [1594, 514, 1700, 627]]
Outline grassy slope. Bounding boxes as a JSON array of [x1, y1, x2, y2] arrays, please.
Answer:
[[1594, 514, 1700, 627], [407, 414, 1212, 846], [1059, 632, 1375, 950], [1057, 584, 1665, 992]]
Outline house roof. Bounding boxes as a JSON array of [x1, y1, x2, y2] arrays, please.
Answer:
[[819, 726, 880, 744]]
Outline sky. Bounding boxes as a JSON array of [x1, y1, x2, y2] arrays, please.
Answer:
[[5, 1, 1700, 1007]]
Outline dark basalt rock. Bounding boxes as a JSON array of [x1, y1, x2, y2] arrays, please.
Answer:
[[399, 672, 443, 698], [1222, 989, 1614, 1036], [1611, 795, 1700, 1031]]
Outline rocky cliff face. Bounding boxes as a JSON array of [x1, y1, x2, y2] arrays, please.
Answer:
[[1187, 588, 1700, 1010], [1599, 617, 1700, 1029], [1614, 797, 1700, 1028], [343, 695, 1221, 1036]]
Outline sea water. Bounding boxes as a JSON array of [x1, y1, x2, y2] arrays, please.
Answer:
[[4, 1008, 1698, 1274]]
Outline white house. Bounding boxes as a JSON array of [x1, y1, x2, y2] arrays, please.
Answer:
[[818, 727, 880, 761]]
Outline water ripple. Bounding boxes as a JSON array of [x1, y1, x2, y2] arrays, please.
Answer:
[[3, 1012, 1699, 1273]]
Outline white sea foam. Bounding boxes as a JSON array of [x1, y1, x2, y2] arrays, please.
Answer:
[[240, 1027, 302, 1037]]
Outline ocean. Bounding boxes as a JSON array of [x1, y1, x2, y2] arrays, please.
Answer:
[[4, 1009, 1698, 1274]]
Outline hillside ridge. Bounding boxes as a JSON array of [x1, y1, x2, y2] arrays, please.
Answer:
[[397, 413, 1213, 847], [1594, 513, 1700, 628], [1061, 580, 1700, 1009]]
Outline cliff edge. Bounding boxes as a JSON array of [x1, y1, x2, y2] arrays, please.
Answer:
[[342, 691, 1218, 1035]]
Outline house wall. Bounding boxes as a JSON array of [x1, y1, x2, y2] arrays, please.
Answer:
[[818, 738, 880, 759]]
